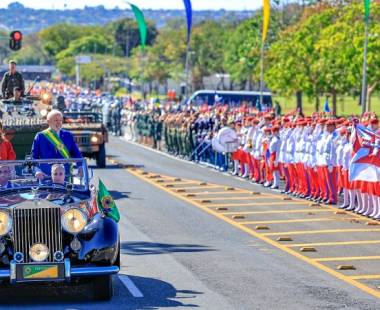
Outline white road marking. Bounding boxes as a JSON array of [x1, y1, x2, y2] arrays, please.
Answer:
[[118, 274, 144, 298]]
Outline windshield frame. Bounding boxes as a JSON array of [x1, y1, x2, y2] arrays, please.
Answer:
[[0, 158, 89, 192]]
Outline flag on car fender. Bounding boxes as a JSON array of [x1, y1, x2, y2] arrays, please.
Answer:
[[97, 179, 120, 222]]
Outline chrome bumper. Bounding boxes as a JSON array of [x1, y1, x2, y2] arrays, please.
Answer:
[[1, 259, 119, 283], [79, 145, 100, 153]]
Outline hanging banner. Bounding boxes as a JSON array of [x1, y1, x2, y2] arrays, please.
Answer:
[[262, 0, 270, 43], [183, 0, 193, 43], [130, 3, 148, 50], [364, 0, 370, 23]]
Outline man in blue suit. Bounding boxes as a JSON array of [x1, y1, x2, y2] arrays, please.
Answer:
[[31, 109, 82, 179]]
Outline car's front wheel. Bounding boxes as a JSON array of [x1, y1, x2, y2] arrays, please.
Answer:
[[93, 275, 113, 300]]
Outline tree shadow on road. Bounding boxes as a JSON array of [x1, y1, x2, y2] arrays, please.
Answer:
[[108, 190, 130, 200], [89, 163, 144, 170], [0, 274, 200, 309], [121, 241, 215, 256]]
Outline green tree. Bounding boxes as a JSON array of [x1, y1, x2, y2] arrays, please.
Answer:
[[39, 23, 105, 57], [190, 20, 233, 89], [107, 18, 158, 56], [316, 3, 380, 111], [265, 5, 338, 112], [12, 32, 53, 65], [224, 13, 281, 89]]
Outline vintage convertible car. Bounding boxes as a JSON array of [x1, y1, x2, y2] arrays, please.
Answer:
[[0, 158, 119, 300]]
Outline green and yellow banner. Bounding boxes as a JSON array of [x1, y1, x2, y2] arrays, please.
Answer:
[[364, 0, 370, 23], [130, 3, 148, 50], [97, 179, 120, 222], [262, 0, 270, 43]]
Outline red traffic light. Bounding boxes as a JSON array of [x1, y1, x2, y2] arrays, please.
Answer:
[[9, 31, 22, 51], [12, 31, 22, 41]]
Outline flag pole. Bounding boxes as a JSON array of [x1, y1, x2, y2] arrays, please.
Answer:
[[361, 19, 369, 115], [185, 39, 190, 98], [260, 0, 270, 109], [259, 41, 265, 108]]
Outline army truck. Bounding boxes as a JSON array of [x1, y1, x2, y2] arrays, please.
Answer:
[[3, 117, 48, 159], [62, 111, 108, 168]]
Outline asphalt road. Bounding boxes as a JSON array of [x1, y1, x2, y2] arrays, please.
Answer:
[[3, 137, 380, 309]]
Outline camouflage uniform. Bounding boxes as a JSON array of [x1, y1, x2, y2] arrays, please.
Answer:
[[1, 71, 25, 98]]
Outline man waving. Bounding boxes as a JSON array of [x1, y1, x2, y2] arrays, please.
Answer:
[[31, 109, 82, 179]]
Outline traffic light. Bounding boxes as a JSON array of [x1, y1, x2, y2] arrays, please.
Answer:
[[9, 31, 22, 51]]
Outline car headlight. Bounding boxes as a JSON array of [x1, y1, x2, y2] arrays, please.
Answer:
[[0, 211, 12, 236], [29, 243, 49, 262], [42, 93, 50, 101], [90, 135, 99, 143], [61, 208, 87, 234]]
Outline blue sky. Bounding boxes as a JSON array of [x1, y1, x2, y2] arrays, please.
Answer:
[[0, 0, 262, 10]]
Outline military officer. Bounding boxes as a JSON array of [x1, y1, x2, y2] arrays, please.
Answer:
[[1, 60, 25, 99]]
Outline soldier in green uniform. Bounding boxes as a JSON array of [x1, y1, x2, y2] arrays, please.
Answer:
[[136, 111, 143, 143], [163, 114, 170, 152], [1, 60, 25, 99], [152, 114, 163, 150]]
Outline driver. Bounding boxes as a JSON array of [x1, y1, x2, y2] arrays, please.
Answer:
[[1, 60, 25, 99], [51, 164, 65, 185], [10, 86, 22, 103]]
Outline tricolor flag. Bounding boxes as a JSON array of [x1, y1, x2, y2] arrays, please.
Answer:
[[349, 124, 380, 183]]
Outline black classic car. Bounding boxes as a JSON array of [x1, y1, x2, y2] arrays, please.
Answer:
[[0, 158, 119, 300], [62, 112, 108, 168]]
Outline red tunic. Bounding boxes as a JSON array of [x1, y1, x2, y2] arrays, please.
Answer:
[[0, 139, 16, 160]]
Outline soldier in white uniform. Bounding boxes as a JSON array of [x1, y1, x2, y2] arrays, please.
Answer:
[[269, 126, 281, 189]]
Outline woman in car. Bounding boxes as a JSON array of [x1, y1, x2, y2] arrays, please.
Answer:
[[0, 121, 16, 160]]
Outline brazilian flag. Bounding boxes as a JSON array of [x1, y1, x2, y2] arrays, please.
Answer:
[[97, 180, 120, 222]]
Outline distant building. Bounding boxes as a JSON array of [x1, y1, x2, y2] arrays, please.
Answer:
[[0, 65, 55, 81]]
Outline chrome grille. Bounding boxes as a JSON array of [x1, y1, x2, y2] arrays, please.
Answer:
[[74, 135, 90, 145], [13, 205, 62, 263]]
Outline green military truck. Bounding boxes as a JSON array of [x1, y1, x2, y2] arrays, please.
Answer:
[[62, 112, 108, 168], [3, 117, 48, 159]]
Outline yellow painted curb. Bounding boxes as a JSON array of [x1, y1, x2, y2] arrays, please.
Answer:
[[335, 211, 347, 215]]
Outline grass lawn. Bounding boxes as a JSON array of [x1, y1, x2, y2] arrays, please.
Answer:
[[274, 94, 380, 117]]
